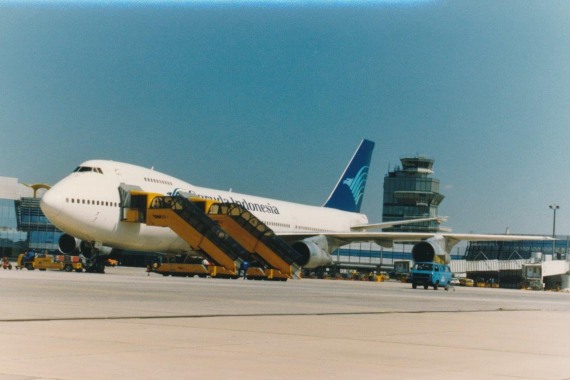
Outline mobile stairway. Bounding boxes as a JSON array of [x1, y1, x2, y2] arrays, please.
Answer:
[[208, 202, 302, 280], [145, 195, 250, 278]]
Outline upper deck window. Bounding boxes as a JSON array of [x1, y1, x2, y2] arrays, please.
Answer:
[[144, 177, 173, 186], [73, 166, 103, 174]]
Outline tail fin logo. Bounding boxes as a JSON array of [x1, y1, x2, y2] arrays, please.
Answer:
[[323, 139, 375, 213], [342, 166, 369, 208]]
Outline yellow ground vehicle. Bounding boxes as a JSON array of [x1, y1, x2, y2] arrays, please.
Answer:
[[148, 253, 214, 278], [459, 278, 474, 287], [16, 253, 35, 270], [106, 258, 118, 267], [16, 253, 83, 272]]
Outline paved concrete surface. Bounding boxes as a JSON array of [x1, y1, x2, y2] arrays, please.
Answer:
[[1, 267, 570, 379]]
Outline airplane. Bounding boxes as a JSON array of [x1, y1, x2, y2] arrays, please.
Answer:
[[40, 139, 548, 273]]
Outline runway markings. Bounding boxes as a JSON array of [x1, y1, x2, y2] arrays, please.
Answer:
[[0, 308, 540, 323]]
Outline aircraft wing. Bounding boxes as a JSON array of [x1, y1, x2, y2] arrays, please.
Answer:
[[279, 231, 433, 244], [350, 216, 448, 231], [277, 231, 551, 250]]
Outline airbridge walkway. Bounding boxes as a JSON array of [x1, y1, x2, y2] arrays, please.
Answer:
[[451, 258, 570, 290]]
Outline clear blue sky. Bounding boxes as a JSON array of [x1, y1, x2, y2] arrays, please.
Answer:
[[1, 0, 570, 235]]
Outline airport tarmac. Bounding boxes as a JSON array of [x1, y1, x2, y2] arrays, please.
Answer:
[[1, 267, 570, 380]]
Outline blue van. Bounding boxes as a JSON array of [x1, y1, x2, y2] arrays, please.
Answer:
[[410, 262, 453, 290]]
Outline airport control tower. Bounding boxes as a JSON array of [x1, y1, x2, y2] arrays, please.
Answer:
[[382, 156, 445, 232]]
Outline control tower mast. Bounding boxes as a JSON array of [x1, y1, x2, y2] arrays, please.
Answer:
[[382, 156, 446, 232]]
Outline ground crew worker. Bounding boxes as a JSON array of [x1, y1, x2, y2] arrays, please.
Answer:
[[240, 260, 249, 279]]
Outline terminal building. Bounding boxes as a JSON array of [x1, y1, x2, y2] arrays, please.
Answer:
[[0, 177, 59, 258]]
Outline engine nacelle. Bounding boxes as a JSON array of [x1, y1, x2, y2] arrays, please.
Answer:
[[58, 234, 80, 254], [411, 237, 450, 264], [292, 236, 333, 269], [58, 234, 113, 257]]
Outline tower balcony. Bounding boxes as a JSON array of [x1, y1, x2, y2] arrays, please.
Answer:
[[393, 191, 445, 206]]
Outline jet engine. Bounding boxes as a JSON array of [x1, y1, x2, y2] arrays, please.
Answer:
[[411, 237, 450, 264], [58, 234, 112, 257], [292, 235, 333, 269]]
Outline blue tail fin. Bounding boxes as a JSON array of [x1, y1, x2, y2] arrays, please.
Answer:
[[323, 139, 375, 213]]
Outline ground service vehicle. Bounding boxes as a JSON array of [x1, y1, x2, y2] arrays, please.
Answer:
[[106, 258, 118, 267], [148, 254, 211, 278], [459, 278, 474, 287], [2, 257, 11, 270], [392, 260, 412, 281], [410, 262, 453, 290], [16, 253, 83, 272]]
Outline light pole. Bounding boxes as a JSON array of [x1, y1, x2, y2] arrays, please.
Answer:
[[549, 204, 559, 260]]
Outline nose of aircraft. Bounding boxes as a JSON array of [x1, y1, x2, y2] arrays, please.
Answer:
[[40, 188, 63, 222]]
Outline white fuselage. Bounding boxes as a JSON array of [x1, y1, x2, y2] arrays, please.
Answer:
[[40, 160, 369, 253]]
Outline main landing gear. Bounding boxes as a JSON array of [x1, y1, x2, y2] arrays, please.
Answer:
[[81, 250, 106, 274]]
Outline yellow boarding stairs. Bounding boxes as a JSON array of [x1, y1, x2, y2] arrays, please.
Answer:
[[208, 202, 301, 280], [123, 192, 301, 280]]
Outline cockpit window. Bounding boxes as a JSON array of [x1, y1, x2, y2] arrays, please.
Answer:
[[73, 166, 103, 174]]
